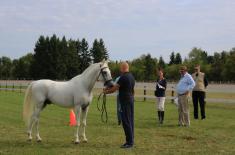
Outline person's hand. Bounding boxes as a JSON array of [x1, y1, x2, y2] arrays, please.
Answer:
[[185, 91, 189, 96], [103, 88, 109, 94]]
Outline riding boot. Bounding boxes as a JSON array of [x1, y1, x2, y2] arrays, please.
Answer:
[[160, 111, 164, 124], [158, 111, 161, 123]]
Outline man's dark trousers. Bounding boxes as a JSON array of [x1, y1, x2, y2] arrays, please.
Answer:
[[192, 91, 206, 119], [120, 97, 134, 145]]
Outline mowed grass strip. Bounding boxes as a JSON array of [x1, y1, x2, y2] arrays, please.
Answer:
[[0, 91, 235, 155]]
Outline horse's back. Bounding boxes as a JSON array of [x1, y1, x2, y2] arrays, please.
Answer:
[[31, 80, 74, 107]]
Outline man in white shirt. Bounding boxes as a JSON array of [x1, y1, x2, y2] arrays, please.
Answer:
[[176, 66, 195, 127]]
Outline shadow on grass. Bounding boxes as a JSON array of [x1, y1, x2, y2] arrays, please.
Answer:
[[0, 139, 121, 150]]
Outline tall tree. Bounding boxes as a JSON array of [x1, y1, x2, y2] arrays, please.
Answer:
[[175, 53, 182, 64], [65, 39, 80, 78], [99, 38, 109, 60], [30, 36, 51, 79], [222, 49, 235, 81], [12, 53, 33, 79], [56, 36, 68, 79], [90, 39, 101, 63], [130, 56, 146, 81], [189, 47, 208, 64], [90, 38, 109, 63], [0, 56, 13, 79], [158, 56, 165, 69], [169, 52, 175, 65], [210, 52, 223, 81], [49, 34, 61, 79], [79, 38, 91, 72], [143, 54, 157, 81]]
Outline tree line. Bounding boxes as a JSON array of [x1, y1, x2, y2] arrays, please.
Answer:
[[0, 35, 235, 82], [106, 47, 235, 82], [0, 35, 108, 80]]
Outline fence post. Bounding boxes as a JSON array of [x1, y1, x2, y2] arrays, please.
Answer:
[[5, 81, 7, 92], [171, 86, 174, 103], [19, 83, 22, 93], [144, 86, 146, 102], [12, 83, 14, 92]]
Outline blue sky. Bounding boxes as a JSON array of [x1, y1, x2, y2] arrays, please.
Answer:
[[0, 0, 235, 62]]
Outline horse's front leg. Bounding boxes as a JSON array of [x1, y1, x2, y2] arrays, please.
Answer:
[[74, 105, 81, 144], [79, 106, 89, 142]]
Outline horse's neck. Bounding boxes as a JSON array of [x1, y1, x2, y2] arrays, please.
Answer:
[[80, 64, 100, 92]]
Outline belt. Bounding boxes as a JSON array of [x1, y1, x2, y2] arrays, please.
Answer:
[[178, 93, 187, 96]]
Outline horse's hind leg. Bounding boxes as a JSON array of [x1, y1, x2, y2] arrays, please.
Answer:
[[79, 106, 89, 143], [27, 104, 42, 142], [27, 118, 34, 141], [35, 106, 42, 142]]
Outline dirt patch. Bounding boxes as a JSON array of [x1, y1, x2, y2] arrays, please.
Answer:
[[163, 134, 177, 138], [182, 136, 197, 141]]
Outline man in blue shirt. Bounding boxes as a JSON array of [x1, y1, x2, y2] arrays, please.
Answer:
[[104, 62, 135, 148], [176, 66, 195, 127]]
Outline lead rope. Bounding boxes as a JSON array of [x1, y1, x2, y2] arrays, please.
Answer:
[[97, 92, 108, 123]]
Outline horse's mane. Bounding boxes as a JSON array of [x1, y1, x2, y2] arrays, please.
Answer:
[[71, 63, 101, 81], [82, 63, 99, 75]]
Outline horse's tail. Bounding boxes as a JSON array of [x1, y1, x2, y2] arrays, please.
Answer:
[[23, 82, 35, 126]]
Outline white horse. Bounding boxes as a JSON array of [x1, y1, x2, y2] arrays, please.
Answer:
[[23, 60, 113, 144]]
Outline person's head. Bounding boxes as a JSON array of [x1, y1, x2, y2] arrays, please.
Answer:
[[179, 65, 187, 76], [158, 68, 164, 79], [120, 61, 129, 73], [194, 64, 200, 73]]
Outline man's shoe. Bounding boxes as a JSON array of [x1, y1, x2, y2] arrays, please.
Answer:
[[120, 144, 133, 148]]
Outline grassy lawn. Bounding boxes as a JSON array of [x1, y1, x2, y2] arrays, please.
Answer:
[[0, 91, 235, 155]]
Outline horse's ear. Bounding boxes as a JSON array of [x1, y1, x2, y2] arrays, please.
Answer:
[[100, 59, 109, 67], [102, 59, 110, 64], [100, 61, 104, 68]]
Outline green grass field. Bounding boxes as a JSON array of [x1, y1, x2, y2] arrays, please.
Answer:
[[0, 92, 235, 155]]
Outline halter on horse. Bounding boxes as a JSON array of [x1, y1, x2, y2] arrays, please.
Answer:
[[23, 60, 113, 144]]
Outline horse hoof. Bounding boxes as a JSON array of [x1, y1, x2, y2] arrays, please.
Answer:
[[27, 139, 32, 142], [74, 141, 80, 144], [82, 140, 88, 143], [37, 139, 42, 143]]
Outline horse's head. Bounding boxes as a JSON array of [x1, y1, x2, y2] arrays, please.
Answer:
[[98, 60, 114, 88]]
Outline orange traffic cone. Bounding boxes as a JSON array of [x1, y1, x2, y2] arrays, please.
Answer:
[[69, 109, 76, 126]]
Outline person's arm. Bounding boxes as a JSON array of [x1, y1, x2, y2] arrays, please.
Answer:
[[157, 83, 165, 90], [104, 75, 124, 94], [204, 76, 208, 88], [165, 80, 167, 90], [104, 84, 120, 94], [157, 80, 166, 90], [185, 74, 195, 95], [162, 79, 167, 90]]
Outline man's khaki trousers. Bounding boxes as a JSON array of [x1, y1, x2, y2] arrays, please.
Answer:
[[178, 94, 190, 126]]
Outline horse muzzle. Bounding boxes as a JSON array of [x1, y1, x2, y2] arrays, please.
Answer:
[[104, 80, 114, 88]]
